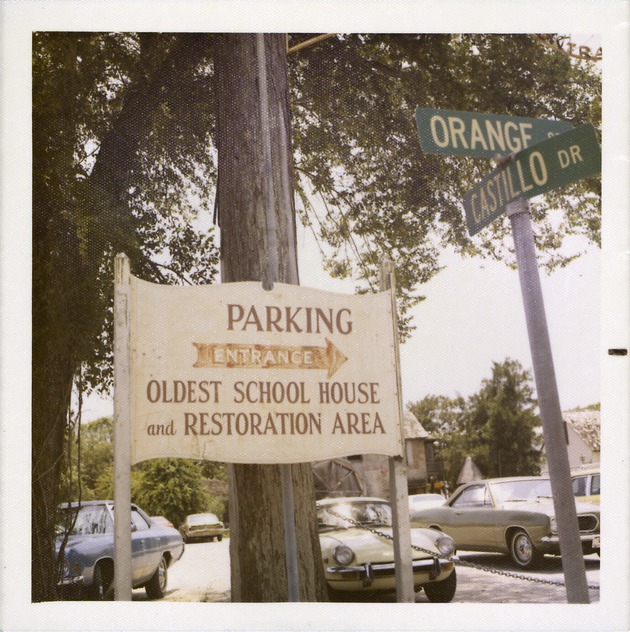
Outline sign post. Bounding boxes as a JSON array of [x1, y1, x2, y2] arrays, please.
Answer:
[[506, 199, 591, 603], [381, 261, 415, 603], [417, 110, 601, 604], [113, 253, 133, 601], [113, 269, 406, 600]]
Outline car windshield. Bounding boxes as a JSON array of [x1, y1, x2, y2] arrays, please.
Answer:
[[318, 501, 392, 531], [189, 514, 218, 525], [57, 504, 113, 536], [489, 479, 553, 504]]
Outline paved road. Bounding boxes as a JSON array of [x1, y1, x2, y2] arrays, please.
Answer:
[[136, 540, 599, 604]]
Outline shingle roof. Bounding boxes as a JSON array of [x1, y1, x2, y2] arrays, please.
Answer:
[[562, 410, 601, 451], [403, 410, 431, 439]]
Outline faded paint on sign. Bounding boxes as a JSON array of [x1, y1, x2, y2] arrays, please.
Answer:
[[129, 280, 403, 464]]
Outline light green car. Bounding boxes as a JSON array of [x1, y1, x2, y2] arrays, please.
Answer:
[[179, 513, 225, 543], [317, 497, 457, 602], [571, 467, 600, 504], [410, 476, 600, 569]]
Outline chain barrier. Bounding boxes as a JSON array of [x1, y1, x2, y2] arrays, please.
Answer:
[[320, 505, 600, 591]]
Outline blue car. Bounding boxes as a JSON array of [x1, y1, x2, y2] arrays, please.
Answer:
[[56, 501, 184, 600]]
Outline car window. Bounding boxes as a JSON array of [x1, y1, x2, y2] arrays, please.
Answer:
[[490, 479, 552, 503], [131, 508, 150, 531], [58, 505, 113, 536], [317, 501, 392, 530], [189, 514, 219, 525], [572, 475, 587, 496], [591, 474, 600, 495], [451, 484, 489, 507]]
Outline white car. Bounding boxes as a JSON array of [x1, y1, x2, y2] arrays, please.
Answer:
[[317, 497, 457, 602]]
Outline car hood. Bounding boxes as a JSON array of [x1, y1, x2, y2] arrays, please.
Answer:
[[320, 527, 440, 562], [56, 534, 87, 548]]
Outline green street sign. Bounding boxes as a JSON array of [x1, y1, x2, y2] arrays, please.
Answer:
[[463, 124, 601, 236], [415, 108, 572, 158]]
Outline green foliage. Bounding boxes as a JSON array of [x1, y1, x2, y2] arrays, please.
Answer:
[[33, 32, 601, 599], [132, 459, 211, 528], [408, 358, 542, 489], [567, 403, 600, 412], [289, 33, 601, 337], [407, 394, 466, 436], [63, 417, 224, 528]]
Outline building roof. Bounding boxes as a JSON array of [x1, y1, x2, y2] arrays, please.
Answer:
[[456, 456, 484, 485], [562, 410, 601, 451], [403, 410, 431, 439]]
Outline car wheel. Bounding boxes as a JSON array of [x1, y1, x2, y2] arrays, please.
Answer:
[[423, 568, 457, 603], [509, 529, 543, 569], [217, 534, 223, 542], [145, 556, 168, 600], [89, 563, 114, 601]]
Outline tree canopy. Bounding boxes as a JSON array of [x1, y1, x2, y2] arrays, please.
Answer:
[[408, 358, 542, 488], [32, 32, 601, 600]]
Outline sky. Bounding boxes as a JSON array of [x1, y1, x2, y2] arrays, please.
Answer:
[[1, 3, 628, 632], [79, 220, 601, 422]]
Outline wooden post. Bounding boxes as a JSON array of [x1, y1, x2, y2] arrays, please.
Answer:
[[113, 253, 133, 601], [380, 261, 415, 603]]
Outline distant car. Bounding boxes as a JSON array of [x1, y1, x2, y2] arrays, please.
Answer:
[[56, 501, 184, 600], [179, 513, 225, 543], [408, 493, 446, 512], [571, 467, 600, 504], [317, 497, 457, 602], [409, 476, 600, 569], [150, 515, 175, 529]]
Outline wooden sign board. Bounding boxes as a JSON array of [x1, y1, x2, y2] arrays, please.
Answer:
[[124, 277, 404, 464]]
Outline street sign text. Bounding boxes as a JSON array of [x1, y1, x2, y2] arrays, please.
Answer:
[[415, 108, 572, 158], [463, 124, 601, 235]]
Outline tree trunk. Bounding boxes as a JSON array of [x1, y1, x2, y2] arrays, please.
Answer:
[[32, 34, 84, 602], [215, 33, 328, 602]]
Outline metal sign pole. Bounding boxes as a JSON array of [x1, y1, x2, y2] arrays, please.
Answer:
[[380, 262, 415, 603], [113, 253, 133, 601], [506, 199, 590, 603], [280, 464, 300, 602]]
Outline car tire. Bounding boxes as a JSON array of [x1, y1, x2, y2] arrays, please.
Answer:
[[89, 563, 114, 601], [145, 556, 168, 600], [509, 529, 543, 569], [423, 568, 457, 603], [217, 534, 223, 542]]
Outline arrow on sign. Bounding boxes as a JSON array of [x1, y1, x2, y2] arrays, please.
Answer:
[[192, 338, 348, 378]]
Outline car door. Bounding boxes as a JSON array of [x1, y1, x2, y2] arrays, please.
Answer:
[[442, 483, 501, 549], [131, 507, 163, 583]]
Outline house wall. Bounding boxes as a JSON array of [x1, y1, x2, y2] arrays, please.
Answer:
[[540, 426, 600, 474]]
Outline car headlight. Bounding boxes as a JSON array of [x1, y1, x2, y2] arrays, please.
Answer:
[[436, 535, 456, 556], [550, 517, 558, 535], [333, 544, 355, 565]]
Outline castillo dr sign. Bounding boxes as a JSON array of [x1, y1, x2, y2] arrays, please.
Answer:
[[415, 108, 572, 158], [463, 124, 601, 236]]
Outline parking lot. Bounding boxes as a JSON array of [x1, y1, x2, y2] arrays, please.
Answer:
[[144, 540, 599, 604]]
